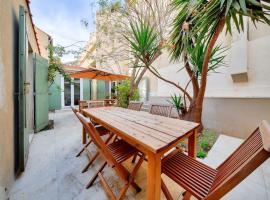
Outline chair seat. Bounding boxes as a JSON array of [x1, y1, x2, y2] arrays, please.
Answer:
[[162, 151, 218, 199], [108, 140, 138, 163]]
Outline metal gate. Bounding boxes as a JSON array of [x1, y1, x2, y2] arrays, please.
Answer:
[[34, 54, 49, 132]]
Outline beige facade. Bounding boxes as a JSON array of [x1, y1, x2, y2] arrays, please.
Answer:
[[143, 20, 270, 138], [79, 11, 131, 100], [95, 11, 130, 75], [36, 27, 52, 59], [78, 33, 97, 68], [0, 0, 44, 198]]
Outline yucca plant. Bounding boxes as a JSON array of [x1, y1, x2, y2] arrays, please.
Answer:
[[124, 20, 163, 103], [124, 20, 159, 66], [169, 0, 270, 125], [168, 94, 186, 119], [187, 43, 227, 79]]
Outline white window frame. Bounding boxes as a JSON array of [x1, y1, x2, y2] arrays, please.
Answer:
[[61, 77, 84, 108]]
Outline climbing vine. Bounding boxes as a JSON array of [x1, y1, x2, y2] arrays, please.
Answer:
[[47, 44, 70, 86]]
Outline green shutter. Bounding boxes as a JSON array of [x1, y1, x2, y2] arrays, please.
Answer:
[[34, 54, 49, 132], [97, 80, 108, 99], [18, 5, 27, 170], [83, 79, 91, 100], [48, 73, 61, 110]]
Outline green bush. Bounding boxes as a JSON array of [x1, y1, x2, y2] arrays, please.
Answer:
[[115, 79, 140, 108], [196, 150, 207, 158], [199, 139, 210, 152]]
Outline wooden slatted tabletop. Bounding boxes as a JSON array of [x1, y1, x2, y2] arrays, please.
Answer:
[[82, 106, 200, 200]]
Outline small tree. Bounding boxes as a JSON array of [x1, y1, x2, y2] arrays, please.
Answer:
[[167, 0, 270, 126], [127, 19, 226, 127], [115, 79, 140, 108]]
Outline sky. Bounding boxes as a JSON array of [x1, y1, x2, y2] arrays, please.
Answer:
[[30, 0, 98, 62]]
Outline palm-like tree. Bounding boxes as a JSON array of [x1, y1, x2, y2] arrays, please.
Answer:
[[170, 0, 270, 124]]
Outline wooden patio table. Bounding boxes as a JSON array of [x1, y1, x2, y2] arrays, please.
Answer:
[[82, 107, 199, 200]]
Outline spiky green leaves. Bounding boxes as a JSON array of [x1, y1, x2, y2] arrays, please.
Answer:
[[170, 0, 270, 60], [187, 43, 227, 79], [124, 20, 159, 65]]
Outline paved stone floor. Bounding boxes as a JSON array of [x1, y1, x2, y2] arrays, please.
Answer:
[[9, 109, 270, 200]]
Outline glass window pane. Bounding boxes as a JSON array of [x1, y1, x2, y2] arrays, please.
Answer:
[[74, 78, 80, 105], [64, 78, 71, 106]]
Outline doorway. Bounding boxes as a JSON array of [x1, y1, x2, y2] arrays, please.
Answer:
[[61, 77, 83, 108]]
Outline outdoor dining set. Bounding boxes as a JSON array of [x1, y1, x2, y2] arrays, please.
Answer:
[[71, 100, 270, 200]]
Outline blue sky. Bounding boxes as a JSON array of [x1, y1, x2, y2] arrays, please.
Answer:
[[30, 0, 97, 62]]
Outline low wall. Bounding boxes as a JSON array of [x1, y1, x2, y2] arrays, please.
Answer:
[[147, 96, 270, 139], [202, 97, 270, 139]]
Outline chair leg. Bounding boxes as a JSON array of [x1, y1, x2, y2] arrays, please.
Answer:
[[131, 153, 137, 163], [130, 180, 141, 193], [82, 152, 100, 173], [81, 133, 114, 173], [129, 154, 145, 192], [76, 140, 92, 157], [117, 154, 144, 199], [161, 178, 173, 200], [182, 191, 192, 200], [98, 172, 117, 200], [86, 161, 107, 189], [118, 183, 130, 200]]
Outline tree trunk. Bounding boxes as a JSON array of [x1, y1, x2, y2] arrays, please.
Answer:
[[193, 17, 226, 128]]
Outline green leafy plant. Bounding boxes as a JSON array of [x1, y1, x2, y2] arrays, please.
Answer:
[[197, 150, 207, 158], [168, 94, 186, 119], [48, 44, 70, 86], [200, 139, 210, 152], [188, 43, 227, 79], [124, 20, 159, 65], [168, 0, 270, 127], [115, 79, 140, 108]]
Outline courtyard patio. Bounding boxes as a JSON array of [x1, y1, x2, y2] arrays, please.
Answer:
[[9, 109, 270, 200]]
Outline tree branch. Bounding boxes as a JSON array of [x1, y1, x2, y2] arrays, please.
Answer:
[[147, 66, 192, 102], [196, 17, 225, 106]]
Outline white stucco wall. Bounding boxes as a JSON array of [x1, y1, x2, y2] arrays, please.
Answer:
[[144, 20, 270, 138]]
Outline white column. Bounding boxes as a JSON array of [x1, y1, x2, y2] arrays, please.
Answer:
[[80, 78, 84, 100], [60, 76, 64, 108], [71, 78, 74, 106]]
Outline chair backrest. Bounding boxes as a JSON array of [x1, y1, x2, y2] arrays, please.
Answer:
[[71, 106, 78, 114], [75, 112, 128, 180], [75, 112, 116, 163], [89, 100, 104, 108], [128, 101, 143, 111], [206, 121, 270, 199], [79, 100, 88, 111], [149, 104, 172, 117]]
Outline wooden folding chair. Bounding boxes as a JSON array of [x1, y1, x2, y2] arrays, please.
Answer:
[[89, 100, 105, 108], [149, 104, 172, 117], [79, 100, 88, 111], [161, 120, 270, 200], [72, 108, 113, 173], [128, 101, 143, 111], [76, 112, 145, 199]]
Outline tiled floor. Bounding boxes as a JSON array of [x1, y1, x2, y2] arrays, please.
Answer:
[[8, 109, 270, 200]]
